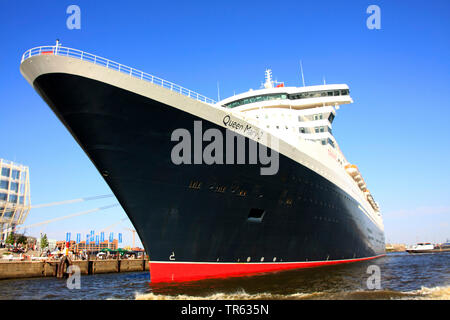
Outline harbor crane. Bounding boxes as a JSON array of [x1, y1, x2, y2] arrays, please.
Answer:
[[122, 226, 137, 249]]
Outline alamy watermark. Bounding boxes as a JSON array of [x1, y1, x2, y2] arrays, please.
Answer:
[[366, 5, 381, 30], [366, 265, 381, 290], [66, 265, 81, 290], [66, 5, 81, 30], [170, 118, 279, 175]]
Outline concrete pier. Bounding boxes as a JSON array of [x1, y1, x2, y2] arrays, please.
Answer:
[[0, 259, 149, 280]]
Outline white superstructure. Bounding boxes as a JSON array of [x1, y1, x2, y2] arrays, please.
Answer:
[[217, 69, 381, 225]]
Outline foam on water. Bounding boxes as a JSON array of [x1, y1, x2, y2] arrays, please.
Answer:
[[135, 285, 450, 300], [409, 285, 450, 300]]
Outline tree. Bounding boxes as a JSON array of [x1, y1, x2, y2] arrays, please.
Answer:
[[40, 234, 49, 250], [17, 234, 27, 246], [5, 233, 15, 246]]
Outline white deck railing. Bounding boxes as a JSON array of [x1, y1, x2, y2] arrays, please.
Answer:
[[21, 45, 216, 105]]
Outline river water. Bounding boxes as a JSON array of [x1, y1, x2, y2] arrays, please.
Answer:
[[0, 252, 448, 300]]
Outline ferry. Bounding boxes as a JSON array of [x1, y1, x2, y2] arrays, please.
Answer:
[[406, 242, 450, 254]]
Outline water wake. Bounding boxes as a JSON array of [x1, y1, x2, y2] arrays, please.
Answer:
[[135, 285, 450, 300]]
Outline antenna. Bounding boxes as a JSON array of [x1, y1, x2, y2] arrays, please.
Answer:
[[300, 60, 306, 87], [217, 81, 220, 101], [264, 69, 273, 88]]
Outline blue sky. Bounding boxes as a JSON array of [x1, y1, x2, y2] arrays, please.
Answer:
[[1, 0, 449, 246]]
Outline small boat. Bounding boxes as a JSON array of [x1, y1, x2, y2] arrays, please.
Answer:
[[406, 242, 450, 254]]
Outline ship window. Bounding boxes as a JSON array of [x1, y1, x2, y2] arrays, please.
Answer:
[[224, 93, 289, 108], [189, 181, 202, 189], [328, 113, 335, 123], [248, 208, 266, 222], [287, 89, 350, 101], [299, 127, 306, 134], [226, 88, 350, 108], [328, 138, 335, 148]]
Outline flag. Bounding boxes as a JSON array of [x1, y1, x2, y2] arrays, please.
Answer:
[[76, 233, 81, 244], [109, 232, 114, 242], [118, 233, 122, 244], [66, 232, 71, 242], [276, 83, 284, 88], [95, 235, 99, 245], [100, 232, 105, 243], [90, 230, 94, 242], [86, 234, 90, 245]]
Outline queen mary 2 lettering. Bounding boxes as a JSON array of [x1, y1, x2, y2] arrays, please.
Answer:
[[170, 119, 278, 175], [20, 44, 385, 283]]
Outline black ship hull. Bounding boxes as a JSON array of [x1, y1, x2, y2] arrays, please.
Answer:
[[32, 72, 385, 282]]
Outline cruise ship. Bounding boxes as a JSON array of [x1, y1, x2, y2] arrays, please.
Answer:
[[20, 43, 385, 283]]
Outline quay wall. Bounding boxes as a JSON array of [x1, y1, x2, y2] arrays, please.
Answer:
[[0, 259, 149, 280]]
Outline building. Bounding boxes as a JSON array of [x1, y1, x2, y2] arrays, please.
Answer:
[[56, 239, 118, 253], [0, 159, 31, 242], [385, 243, 406, 252]]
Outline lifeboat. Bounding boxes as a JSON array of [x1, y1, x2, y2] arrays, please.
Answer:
[[366, 194, 379, 211], [346, 164, 380, 212], [344, 164, 358, 176]]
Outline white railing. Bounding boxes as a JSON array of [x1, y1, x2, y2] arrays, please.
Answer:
[[21, 45, 216, 105]]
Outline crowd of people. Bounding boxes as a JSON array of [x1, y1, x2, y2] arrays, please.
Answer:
[[1, 241, 145, 261]]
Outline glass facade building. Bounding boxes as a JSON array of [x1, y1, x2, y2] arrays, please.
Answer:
[[0, 159, 31, 241]]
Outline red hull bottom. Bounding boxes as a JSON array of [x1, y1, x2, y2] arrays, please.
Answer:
[[149, 255, 386, 283]]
